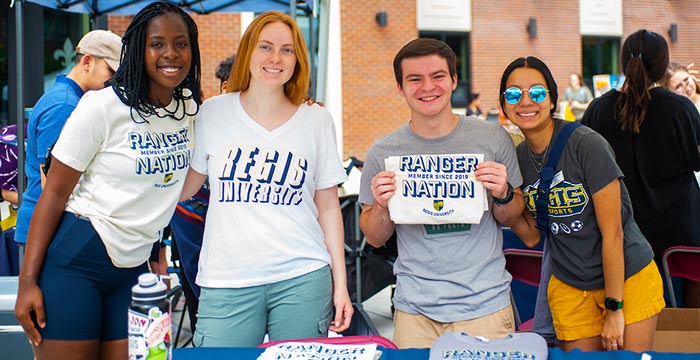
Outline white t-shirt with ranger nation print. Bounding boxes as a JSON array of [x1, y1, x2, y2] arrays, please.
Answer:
[[52, 87, 196, 268]]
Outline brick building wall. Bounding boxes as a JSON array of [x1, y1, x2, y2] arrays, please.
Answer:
[[624, 0, 700, 67], [340, 0, 415, 160], [342, 0, 700, 159], [103, 1, 700, 160], [191, 13, 241, 98], [471, 1, 580, 116], [107, 15, 131, 37], [339, 0, 583, 160]]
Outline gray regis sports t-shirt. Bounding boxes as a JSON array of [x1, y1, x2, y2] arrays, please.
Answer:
[[359, 116, 523, 322], [516, 119, 653, 290]]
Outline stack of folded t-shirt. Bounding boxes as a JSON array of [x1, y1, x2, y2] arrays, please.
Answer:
[[430, 332, 548, 360]]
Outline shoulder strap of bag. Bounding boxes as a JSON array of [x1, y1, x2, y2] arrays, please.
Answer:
[[535, 122, 582, 232]]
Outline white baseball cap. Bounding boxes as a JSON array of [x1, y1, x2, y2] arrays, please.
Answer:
[[76, 30, 122, 72]]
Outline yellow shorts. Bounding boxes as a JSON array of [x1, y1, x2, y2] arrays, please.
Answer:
[[548, 260, 665, 341]]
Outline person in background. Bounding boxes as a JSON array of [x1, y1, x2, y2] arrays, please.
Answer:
[[215, 55, 236, 93], [180, 10, 352, 347], [503, 56, 663, 352], [169, 53, 235, 333], [583, 30, 700, 309], [563, 73, 593, 121], [14, 30, 122, 250], [466, 92, 485, 119], [359, 38, 524, 349], [0, 124, 23, 276], [662, 62, 700, 188], [0, 124, 23, 207], [663, 62, 700, 113], [14, 2, 202, 359]]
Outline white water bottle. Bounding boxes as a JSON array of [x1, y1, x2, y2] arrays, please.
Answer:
[[128, 273, 171, 360]]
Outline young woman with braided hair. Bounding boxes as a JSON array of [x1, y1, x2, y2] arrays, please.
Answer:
[[14, 2, 201, 359], [112, 1, 201, 122]]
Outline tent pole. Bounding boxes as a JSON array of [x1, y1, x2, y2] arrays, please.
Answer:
[[13, 0, 25, 206], [289, 0, 296, 19], [315, 0, 329, 103], [308, 8, 316, 98]]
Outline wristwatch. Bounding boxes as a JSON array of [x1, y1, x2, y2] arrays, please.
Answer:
[[605, 297, 624, 311], [493, 182, 514, 205]]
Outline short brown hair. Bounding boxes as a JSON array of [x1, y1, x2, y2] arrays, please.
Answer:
[[227, 11, 310, 105], [393, 38, 457, 87]]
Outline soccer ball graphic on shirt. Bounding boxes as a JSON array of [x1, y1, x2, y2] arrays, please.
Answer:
[[571, 220, 584, 232], [550, 222, 559, 234]]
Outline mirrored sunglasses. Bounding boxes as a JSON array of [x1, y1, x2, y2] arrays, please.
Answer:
[[503, 85, 549, 104]]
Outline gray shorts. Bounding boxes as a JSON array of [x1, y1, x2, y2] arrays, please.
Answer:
[[194, 265, 333, 347]]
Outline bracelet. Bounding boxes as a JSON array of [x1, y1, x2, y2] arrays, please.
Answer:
[[493, 182, 514, 205]]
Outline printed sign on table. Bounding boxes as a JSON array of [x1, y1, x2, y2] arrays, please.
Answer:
[[385, 154, 487, 225], [592, 74, 625, 98], [257, 342, 379, 360]]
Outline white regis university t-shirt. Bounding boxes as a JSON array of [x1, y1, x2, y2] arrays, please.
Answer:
[[191, 92, 346, 288], [52, 87, 196, 268]]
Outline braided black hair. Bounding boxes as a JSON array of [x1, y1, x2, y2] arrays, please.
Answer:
[[112, 1, 202, 123]]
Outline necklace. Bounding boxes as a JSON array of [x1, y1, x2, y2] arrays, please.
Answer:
[[527, 142, 550, 174]]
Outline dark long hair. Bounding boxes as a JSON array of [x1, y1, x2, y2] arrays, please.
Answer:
[[112, 1, 202, 123], [617, 30, 669, 133]]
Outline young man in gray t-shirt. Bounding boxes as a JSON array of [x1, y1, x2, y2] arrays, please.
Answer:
[[359, 38, 524, 349]]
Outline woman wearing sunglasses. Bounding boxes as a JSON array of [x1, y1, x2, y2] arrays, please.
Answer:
[[501, 56, 664, 352]]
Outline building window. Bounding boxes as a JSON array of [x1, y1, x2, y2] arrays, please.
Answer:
[[418, 31, 471, 108], [581, 36, 621, 91], [43, 9, 86, 92]]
